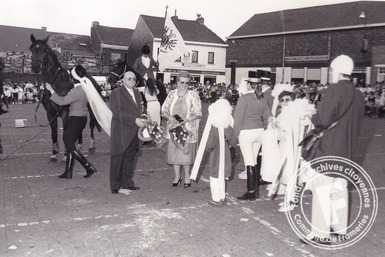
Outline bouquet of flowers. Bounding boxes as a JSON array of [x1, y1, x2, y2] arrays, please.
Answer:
[[169, 115, 191, 154], [147, 122, 168, 148]]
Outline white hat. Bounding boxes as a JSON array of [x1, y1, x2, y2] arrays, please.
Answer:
[[330, 55, 354, 75]]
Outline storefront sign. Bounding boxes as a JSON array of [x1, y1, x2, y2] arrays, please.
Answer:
[[285, 55, 329, 62]]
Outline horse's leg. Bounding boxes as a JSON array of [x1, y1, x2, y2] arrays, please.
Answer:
[[49, 118, 59, 163], [60, 111, 72, 163], [88, 119, 95, 153]]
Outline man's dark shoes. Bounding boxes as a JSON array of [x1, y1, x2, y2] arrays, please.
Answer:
[[259, 179, 271, 185], [237, 192, 257, 201], [111, 190, 119, 194]]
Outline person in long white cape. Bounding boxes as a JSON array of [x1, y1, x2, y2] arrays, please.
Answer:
[[71, 69, 112, 137], [263, 90, 315, 212]]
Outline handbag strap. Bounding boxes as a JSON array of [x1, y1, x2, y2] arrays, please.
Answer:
[[318, 87, 356, 137]]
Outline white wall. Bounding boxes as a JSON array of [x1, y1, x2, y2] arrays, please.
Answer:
[[154, 40, 227, 84]]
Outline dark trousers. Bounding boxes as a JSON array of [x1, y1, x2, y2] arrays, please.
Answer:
[[63, 116, 87, 152], [110, 136, 139, 191]]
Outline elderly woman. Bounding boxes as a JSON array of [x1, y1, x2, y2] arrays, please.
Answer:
[[162, 71, 202, 188]]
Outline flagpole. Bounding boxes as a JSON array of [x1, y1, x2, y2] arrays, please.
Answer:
[[156, 5, 168, 80]]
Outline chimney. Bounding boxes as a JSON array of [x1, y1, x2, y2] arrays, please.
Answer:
[[92, 21, 99, 28], [41, 26, 47, 31], [196, 14, 204, 25], [172, 9, 178, 20]]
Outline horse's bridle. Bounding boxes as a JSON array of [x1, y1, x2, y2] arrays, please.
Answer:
[[110, 64, 143, 88], [110, 63, 127, 80]]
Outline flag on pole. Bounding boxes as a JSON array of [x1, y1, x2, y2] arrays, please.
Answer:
[[158, 11, 189, 72]]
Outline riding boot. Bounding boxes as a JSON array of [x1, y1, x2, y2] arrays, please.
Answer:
[[58, 152, 75, 179], [254, 164, 261, 199], [72, 149, 97, 178], [237, 166, 257, 201]]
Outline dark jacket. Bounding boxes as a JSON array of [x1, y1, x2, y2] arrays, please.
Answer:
[[133, 56, 158, 81], [206, 126, 235, 178], [110, 86, 142, 156], [233, 92, 272, 139], [311, 80, 365, 160]]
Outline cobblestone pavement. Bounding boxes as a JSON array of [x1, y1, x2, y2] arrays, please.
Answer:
[[0, 102, 384, 257]]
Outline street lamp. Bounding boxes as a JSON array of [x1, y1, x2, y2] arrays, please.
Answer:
[[359, 11, 368, 54], [359, 11, 366, 19], [359, 11, 368, 86]]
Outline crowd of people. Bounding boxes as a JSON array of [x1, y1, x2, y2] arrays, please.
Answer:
[[357, 82, 385, 117], [1, 81, 40, 105]]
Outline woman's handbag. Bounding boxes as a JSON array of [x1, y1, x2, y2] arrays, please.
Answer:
[[299, 89, 356, 162], [298, 122, 338, 161]]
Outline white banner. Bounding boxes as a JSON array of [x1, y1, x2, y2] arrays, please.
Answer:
[[158, 12, 189, 72]]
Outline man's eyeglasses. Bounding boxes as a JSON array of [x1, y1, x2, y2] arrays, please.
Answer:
[[126, 77, 136, 81], [279, 98, 291, 103], [179, 81, 190, 85]]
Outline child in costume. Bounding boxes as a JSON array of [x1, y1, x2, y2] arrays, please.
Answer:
[[191, 99, 236, 206]]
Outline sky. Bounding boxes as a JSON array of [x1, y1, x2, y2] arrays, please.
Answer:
[[0, 0, 380, 40]]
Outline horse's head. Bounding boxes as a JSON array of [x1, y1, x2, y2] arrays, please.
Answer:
[[30, 34, 73, 96], [29, 34, 51, 73], [108, 61, 127, 85], [108, 61, 145, 88]]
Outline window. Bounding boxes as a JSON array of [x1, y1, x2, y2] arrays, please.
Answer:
[[378, 67, 385, 82], [208, 52, 214, 64], [192, 50, 198, 63]]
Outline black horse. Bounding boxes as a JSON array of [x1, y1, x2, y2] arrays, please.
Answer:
[[29, 34, 101, 162], [108, 60, 167, 106]]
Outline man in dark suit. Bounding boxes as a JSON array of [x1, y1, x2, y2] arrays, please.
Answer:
[[110, 71, 146, 194]]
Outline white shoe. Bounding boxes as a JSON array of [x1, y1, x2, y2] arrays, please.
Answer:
[[118, 189, 131, 195], [278, 203, 297, 212], [238, 170, 247, 180]]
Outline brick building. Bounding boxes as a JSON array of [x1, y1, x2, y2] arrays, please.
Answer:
[[226, 1, 385, 86], [90, 21, 134, 73]]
